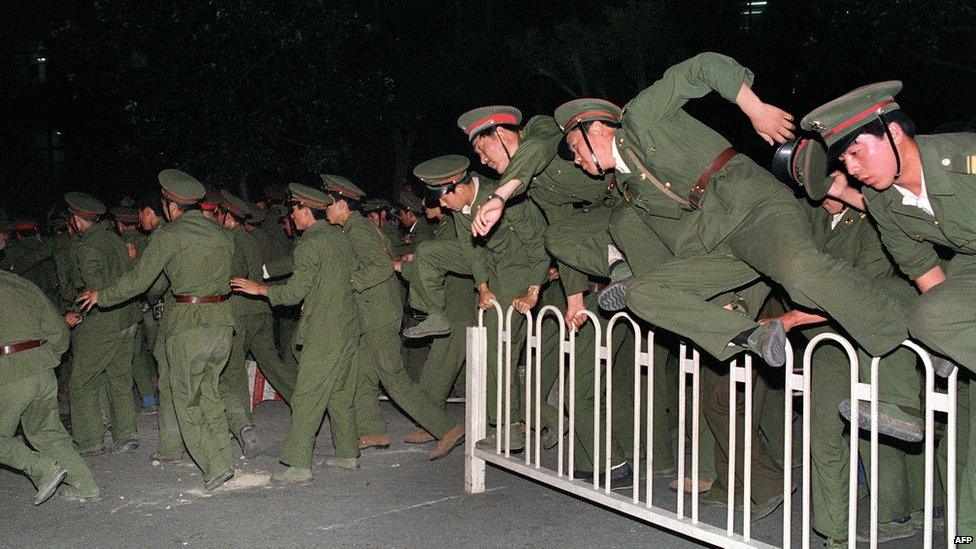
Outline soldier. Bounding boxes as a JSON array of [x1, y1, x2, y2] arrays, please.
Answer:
[[320, 174, 465, 460], [112, 205, 160, 414], [405, 156, 550, 450], [0, 243, 100, 504], [65, 192, 141, 454], [0, 219, 59, 307], [364, 197, 402, 250], [231, 184, 361, 482], [801, 81, 976, 535], [394, 191, 436, 381], [77, 170, 237, 490], [551, 53, 914, 436], [394, 191, 435, 255]]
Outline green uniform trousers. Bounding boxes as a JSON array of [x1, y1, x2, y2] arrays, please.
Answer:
[[409, 240, 526, 427], [909, 256, 976, 374], [416, 265, 475, 411], [69, 323, 138, 451], [544, 206, 615, 293], [160, 326, 235, 482], [938, 375, 975, 534], [152, 331, 185, 458], [622, 181, 908, 361], [0, 370, 98, 495], [131, 319, 158, 400], [354, 315, 458, 439], [281, 336, 359, 468], [806, 334, 921, 539]]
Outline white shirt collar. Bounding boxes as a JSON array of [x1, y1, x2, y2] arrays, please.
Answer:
[[461, 177, 479, 215], [611, 140, 631, 174], [830, 208, 848, 230], [408, 219, 419, 234], [892, 173, 934, 216]]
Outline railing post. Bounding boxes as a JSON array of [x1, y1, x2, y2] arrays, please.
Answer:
[[465, 325, 487, 494]]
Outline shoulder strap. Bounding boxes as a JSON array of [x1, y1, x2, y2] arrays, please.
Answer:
[[623, 148, 690, 207]]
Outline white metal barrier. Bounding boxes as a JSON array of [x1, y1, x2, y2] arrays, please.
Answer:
[[464, 302, 959, 548]]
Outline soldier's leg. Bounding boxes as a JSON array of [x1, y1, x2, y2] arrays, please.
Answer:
[[280, 338, 358, 468], [275, 305, 300, 369], [153, 335, 184, 458], [908, 258, 976, 373], [353, 340, 387, 439], [484, 292, 526, 428], [607, 309, 638, 464], [104, 326, 138, 447], [533, 279, 568, 437], [131, 321, 157, 404], [948, 374, 976, 533], [409, 241, 472, 315], [247, 313, 295, 404], [545, 207, 614, 290], [608, 202, 673, 277], [0, 374, 60, 489], [367, 317, 458, 438], [221, 318, 254, 438], [416, 275, 473, 411], [68, 333, 108, 452], [324, 338, 361, 460], [20, 370, 98, 494], [166, 326, 235, 481]]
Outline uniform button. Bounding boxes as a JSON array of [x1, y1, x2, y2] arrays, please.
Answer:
[[942, 158, 951, 167], [664, 182, 671, 189], [650, 147, 656, 153], [618, 137, 624, 145], [934, 221, 940, 225], [640, 173, 646, 181]]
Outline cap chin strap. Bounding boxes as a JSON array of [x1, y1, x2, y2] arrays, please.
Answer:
[[576, 123, 605, 176], [880, 114, 902, 182]]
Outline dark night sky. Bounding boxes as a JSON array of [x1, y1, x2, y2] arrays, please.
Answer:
[[2, 0, 974, 224]]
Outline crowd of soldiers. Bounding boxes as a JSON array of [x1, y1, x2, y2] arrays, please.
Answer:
[[1, 52, 973, 546]]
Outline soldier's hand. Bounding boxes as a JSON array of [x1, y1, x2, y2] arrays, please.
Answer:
[[230, 277, 267, 297], [472, 199, 504, 237], [63, 311, 82, 328], [126, 242, 138, 260], [400, 253, 414, 263], [751, 103, 795, 145], [564, 293, 588, 332], [513, 290, 539, 315], [477, 286, 497, 310], [392, 260, 403, 273], [75, 289, 99, 313]]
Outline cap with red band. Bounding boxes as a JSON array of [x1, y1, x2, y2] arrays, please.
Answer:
[[319, 174, 366, 201], [457, 106, 523, 141], [158, 169, 206, 204], [64, 192, 107, 220], [553, 98, 623, 134], [801, 81, 902, 149]]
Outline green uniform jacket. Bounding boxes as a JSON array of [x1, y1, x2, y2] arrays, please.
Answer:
[[453, 174, 550, 287], [122, 229, 149, 255], [343, 212, 402, 326], [99, 210, 235, 337], [0, 236, 58, 305], [615, 52, 777, 252], [863, 133, 976, 280], [228, 225, 269, 317], [396, 218, 436, 256], [0, 271, 70, 385], [53, 233, 82, 311], [267, 220, 362, 359], [76, 223, 141, 336]]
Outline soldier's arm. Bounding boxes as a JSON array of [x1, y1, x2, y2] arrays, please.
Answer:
[[35, 282, 70, 357], [868, 202, 941, 284], [456, 221, 490, 286], [266, 240, 317, 307], [496, 121, 560, 199], [263, 251, 295, 280], [53, 248, 77, 307], [76, 238, 115, 290], [99, 229, 174, 308], [348, 221, 394, 293]]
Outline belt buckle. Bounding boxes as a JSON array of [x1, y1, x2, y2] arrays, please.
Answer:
[[688, 186, 705, 210]]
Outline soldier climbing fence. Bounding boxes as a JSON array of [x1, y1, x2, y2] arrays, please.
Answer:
[[464, 301, 958, 548]]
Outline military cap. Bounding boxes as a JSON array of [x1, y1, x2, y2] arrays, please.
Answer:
[[554, 98, 623, 133], [158, 169, 205, 204], [287, 182, 334, 210], [398, 191, 424, 213], [413, 155, 471, 199], [219, 189, 252, 220], [247, 202, 267, 224], [110, 206, 139, 224], [801, 81, 902, 151], [269, 203, 289, 220], [457, 106, 523, 141], [200, 184, 222, 211], [49, 216, 68, 232], [772, 138, 832, 200], [64, 192, 106, 220], [320, 174, 366, 200], [362, 198, 390, 213], [263, 185, 287, 203], [12, 219, 41, 232]]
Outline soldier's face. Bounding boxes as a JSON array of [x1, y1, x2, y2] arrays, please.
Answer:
[[138, 207, 158, 231], [425, 205, 440, 220], [838, 130, 901, 191], [566, 123, 614, 176], [822, 197, 846, 215], [438, 187, 466, 212], [367, 211, 383, 228], [473, 132, 511, 174]]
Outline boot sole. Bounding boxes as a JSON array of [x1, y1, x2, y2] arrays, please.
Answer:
[[403, 327, 451, 339], [241, 432, 261, 459], [34, 469, 68, 506], [761, 320, 787, 368], [839, 401, 924, 443], [597, 279, 630, 312]]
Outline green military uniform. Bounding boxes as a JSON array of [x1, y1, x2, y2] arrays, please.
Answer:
[[0, 223, 59, 306], [255, 202, 300, 371], [409, 157, 550, 434], [456, 108, 615, 296], [51, 230, 80, 392], [554, 52, 909, 366], [802, 82, 976, 535], [95, 170, 237, 485], [364, 198, 403, 256], [400, 214, 475, 419], [322, 174, 462, 445], [264, 184, 361, 470], [399, 215, 438, 381], [67, 194, 141, 453], [0, 269, 99, 502]]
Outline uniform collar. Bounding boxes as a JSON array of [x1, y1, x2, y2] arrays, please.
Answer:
[[461, 177, 480, 215], [611, 138, 631, 174]]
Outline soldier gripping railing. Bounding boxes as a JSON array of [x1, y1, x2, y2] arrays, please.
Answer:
[[464, 301, 958, 548]]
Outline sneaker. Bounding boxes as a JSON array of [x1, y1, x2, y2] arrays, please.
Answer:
[[270, 466, 313, 484], [239, 426, 261, 459], [204, 469, 234, 491], [58, 485, 101, 503], [77, 445, 106, 457], [933, 357, 957, 378], [321, 457, 360, 470], [910, 506, 945, 530], [403, 313, 451, 339], [476, 425, 525, 453], [151, 451, 185, 463], [34, 466, 68, 506], [856, 517, 916, 543], [113, 439, 139, 453], [573, 462, 634, 490], [140, 394, 159, 414], [597, 276, 632, 312], [839, 400, 924, 443], [743, 320, 788, 367]]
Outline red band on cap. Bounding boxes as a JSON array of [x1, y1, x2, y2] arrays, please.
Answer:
[[200, 202, 219, 211], [465, 113, 519, 135], [565, 110, 620, 130], [161, 188, 199, 204], [823, 99, 897, 140], [14, 223, 39, 231]]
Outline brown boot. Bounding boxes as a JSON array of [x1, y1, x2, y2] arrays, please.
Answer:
[[428, 425, 465, 460], [669, 477, 713, 495], [404, 428, 435, 444], [358, 433, 391, 450]]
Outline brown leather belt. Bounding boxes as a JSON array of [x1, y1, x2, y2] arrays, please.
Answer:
[[174, 294, 229, 304], [689, 147, 739, 210], [0, 340, 44, 356]]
